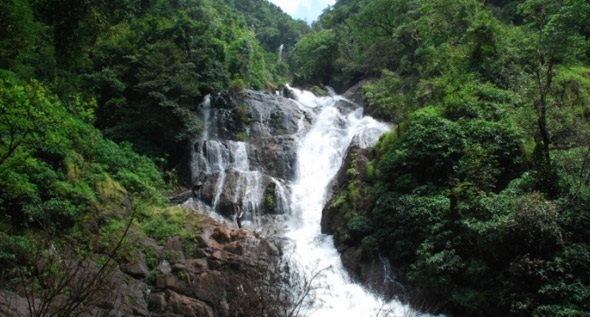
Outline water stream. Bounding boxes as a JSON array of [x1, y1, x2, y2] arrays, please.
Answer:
[[190, 87, 423, 316], [284, 88, 415, 316]]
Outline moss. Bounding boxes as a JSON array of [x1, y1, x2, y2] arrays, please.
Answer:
[[365, 161, 375, 180], [359, 263, 367, 281], [331, 193, 347, 208], [346, 167, 360, 178], [236, 102, 252, 126], [347, 181, 360, 208], [310, 85, 328, 96], [265, 193, 275, 211], [63, 151, 84, 181], [94, 173, 127, 203], [236, 131, 249, 141], [137, 206, 202, 244]]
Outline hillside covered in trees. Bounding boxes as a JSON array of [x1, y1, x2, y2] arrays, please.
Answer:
[[0, 0, 308, 315], [297, 0, 590, 316], [1, 0, 590, 316]]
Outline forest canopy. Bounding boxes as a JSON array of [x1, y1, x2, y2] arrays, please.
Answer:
[[1, 0, 309, 163], [2, 0, 590, 316], [300, 0, 590, 316], [0, 1, 307, 314]]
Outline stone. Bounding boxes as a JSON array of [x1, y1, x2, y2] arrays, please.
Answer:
[[157, 273, 189, 295], [186, 258, 209, 272], [165, 236, 186, 262], [189, 89, 305, 221], [121, 250, 150, 279], [147, 292, 167, 313], [211, 227, 232, 244], [166, 290, 214, 317], [157, 260, 172, 275], [0, 291, 31, 316]]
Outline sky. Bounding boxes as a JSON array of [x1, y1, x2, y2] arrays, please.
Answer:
[[268, 0, 336, 24]]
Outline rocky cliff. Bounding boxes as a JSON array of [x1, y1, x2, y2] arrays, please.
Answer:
[[0, 216, 288, 317], [319, 84, 408, 302], [189, 89, 307, 221]]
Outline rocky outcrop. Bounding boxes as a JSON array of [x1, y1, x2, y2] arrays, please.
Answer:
[[341, 80, 368, 108], [321, 145, 375, 242], [0, 217, 286, 317], [142, 217, 285, 317], [321, 144, 406, 301], [191, 89, 308, 222]]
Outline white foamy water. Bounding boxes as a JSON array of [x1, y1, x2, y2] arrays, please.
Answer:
[[190, 87, 433, 316], [285, 88, 419, 317]]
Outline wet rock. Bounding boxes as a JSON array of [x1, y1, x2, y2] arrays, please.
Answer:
[[282, 86, 297, 100], [250, 135, 299, 180], [241, 90, 303, 138], [362, 257, 407, 301], [334, 98, 360, 115], [190, 89, 305, 221], [342, 80, 369, 108], [341, 247, 362, 276], [321, 143, 408, 301]]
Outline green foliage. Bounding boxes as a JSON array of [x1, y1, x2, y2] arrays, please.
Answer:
[[347, 216, 372, 236], [227, 32, 272, 90], [365, 161, 375, 181], [346, 167, 359, 178], [265, 193, 275, 211], [137, 206, 200, 244], [2, 0, 305, 167], [0, 72, 165, 234], [363, 72, 415, 123], [290, 29, 338, 85], [223, 0, 309, 52], [312, 2, 590, 315]]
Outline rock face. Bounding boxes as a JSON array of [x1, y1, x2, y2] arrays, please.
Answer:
[[147, 217, 286, 317], [0, 217, 286, 317], [321, 144, 406, 301], [190, 89, 306, 221]]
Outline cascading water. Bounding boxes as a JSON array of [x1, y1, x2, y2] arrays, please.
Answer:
[[284, 88, 416, 316], [189, 88, 427, 316], [278, 44, 285, 63]]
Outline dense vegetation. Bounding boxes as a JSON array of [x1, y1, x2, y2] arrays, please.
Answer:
[[299, 0, 590, 316], [3, 0, 590, 315], [1, 0, 307, 314], [1, 0, 308, 163]]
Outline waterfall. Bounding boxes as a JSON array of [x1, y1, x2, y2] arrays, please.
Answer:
[[188, 87, 430, 316], [278, 44, 285, 63], [284, 87, 417, 316]]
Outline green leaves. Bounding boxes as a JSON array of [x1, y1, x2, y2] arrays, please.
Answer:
[[0, 75, 65, 167], [291, 29, 338, 85], [378, 108, 465, 188], [311, 1, 590, 316], [0, 72, 165, 232]]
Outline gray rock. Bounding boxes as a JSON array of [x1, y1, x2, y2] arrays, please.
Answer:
[[157, 260, 172, 275], [121, 250, 150, 279]]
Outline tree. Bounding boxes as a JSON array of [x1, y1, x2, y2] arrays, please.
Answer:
[[517, 0, 590, 195], [0, 74, 64, 168], [290, 29, 338, 85]]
